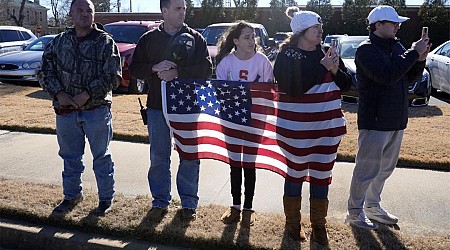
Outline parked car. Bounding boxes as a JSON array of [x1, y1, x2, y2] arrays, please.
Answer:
[[0, 26, 37, 55], [273, 31, 292, 45], [426, 40, 450, 95], [201, 22, 276, 75], [0, 35, 55, 83], [323, 34, 347, 47], [104, 21, 160, 94], [337, 36, 431, 107]]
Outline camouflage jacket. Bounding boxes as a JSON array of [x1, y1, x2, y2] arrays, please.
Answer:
[[39, 25, 122, 109]]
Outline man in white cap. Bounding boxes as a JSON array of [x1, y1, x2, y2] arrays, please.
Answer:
[[345, 5, 431, 230]]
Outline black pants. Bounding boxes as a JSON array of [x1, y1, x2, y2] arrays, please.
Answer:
[[230, 166, 256, 209]]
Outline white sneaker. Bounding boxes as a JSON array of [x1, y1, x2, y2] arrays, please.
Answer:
[[365, 206, 398, 225], [345, 211, 378, 230]]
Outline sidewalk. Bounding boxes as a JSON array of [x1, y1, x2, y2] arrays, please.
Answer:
[[1, 130, 449, 236]]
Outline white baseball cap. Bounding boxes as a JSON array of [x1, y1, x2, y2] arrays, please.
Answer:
[[290, 11, 322, 34], [368, 5, 409, 24]]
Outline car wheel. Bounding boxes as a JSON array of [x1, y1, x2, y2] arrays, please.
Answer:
[[128, 78, 147, 94]]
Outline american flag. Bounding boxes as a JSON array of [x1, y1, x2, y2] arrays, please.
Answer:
[[162, 76, 346, 184]]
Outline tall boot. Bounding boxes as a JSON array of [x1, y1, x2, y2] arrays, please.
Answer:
[[283, 195, 306, 241], [310, 198, 329, 246]]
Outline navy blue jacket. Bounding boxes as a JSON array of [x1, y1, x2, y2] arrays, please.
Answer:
[[356, 33, 425, 131]]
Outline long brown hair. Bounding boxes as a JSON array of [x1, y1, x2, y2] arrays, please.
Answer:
[[215, 21, 256, 65]]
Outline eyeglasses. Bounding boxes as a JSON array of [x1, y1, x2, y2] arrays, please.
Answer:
[[380, 20, 401, 27]]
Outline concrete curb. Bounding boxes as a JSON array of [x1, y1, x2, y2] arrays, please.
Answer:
[[0, 218, 189, 250]]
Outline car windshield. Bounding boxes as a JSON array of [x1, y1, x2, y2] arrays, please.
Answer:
[[25, 36, 54, 51], [338, 39, 366, 59], [104, 25, 149, 44], [202, 26, 227, 46]]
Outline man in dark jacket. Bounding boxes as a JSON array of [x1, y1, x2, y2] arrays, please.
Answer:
[[129, 0, 212, 222], [345, 5, 430, 229], [40, 0, 122, 216]]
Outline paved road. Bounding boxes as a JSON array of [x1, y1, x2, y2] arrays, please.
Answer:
[[1, 130, 449, 236]]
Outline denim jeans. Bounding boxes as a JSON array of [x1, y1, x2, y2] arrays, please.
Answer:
[[284, 180, 329, 200], [56, 106, 115, 201], [347, 130, 403, 215], [147, 108, 200, 209]]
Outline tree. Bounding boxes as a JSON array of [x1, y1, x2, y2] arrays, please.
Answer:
[[48, 0, 71, 27], [92, 0, 110, 12], [266, 0, 296, 36], [185, 0, 195, 24], [7, 0, 26, 26], [418, 0, 449, 50], [231, 0, 259, 22], [197, 0, 225, 27], [341, 0, 374, 35], [305, 0, 333, 36]]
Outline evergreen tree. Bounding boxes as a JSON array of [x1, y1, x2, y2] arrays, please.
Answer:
[[267, 0, 296, 36], [198, 0, 226, 27], [418, 0, 449, 49], [305, 0, 334, 36], [231, 0, 259, 22]]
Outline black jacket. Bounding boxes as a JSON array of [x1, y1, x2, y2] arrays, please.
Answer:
[[356, 33, 425, 131], [129, 23, 212, 109], [273, 45, 351, 97]]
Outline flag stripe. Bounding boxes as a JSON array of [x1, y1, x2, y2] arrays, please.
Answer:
[[162, 78, 346, 184]]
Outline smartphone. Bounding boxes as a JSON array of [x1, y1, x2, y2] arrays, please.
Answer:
[[331, 39, 339, 54], [421, 27, 428, 38], [331, 39, 338, 49]]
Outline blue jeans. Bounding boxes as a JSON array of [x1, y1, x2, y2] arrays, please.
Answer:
[[147, 108, 200, 209], [56, 106, 115, 201], [284, 180, 329, 200]]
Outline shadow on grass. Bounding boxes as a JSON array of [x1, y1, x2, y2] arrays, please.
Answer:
[[342, 103, 445, 118], [279, 227, 302, 250], [220, 223, 238, 244], [350, 225, 382, 249], [375, 224, 407, 250], [25, 89, 51, 100]]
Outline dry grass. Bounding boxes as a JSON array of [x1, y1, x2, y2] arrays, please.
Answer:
[[1, 178, 449, 250], [0, 82, 449, 170]]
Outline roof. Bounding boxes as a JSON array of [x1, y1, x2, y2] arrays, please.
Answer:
[[206, 22, 264, 28]]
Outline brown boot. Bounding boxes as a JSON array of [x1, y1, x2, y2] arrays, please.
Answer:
[[310, 198, 329, 246], [283, 195, 306, 241]]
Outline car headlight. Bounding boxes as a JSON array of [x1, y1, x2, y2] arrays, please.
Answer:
[[22, 61, 42, 69]]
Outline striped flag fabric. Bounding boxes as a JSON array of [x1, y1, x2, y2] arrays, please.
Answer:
[[162, 76, 346, 184]]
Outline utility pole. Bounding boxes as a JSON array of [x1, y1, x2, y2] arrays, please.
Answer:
[[117, 0, 120, 12], [130, 0, 132, 12]]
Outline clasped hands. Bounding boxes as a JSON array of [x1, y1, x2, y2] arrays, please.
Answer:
[[153, 60, 178, 81], [56, 90, 90, 108]]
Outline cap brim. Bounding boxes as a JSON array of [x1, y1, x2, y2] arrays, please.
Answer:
[[389, 16, 409, 23]]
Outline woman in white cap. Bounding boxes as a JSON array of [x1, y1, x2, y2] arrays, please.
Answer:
[[273, 7, 352, 246]]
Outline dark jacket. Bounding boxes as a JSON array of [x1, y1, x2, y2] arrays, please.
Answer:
[[273, 45, 352, 97], [39, 24, 122, 109], [356, 32, 425, 131], [129, 23, 212, 109]]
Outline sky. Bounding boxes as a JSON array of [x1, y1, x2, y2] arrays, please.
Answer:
[[124, 0, 427, 13]]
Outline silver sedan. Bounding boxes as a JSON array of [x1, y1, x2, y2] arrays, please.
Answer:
[[426, 40, 450, 95], [0, 35, 55, 83]]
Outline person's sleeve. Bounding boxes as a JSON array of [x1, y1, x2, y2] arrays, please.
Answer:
[[355, 44, 420, 86], [262, 56, 274, 82], [333, 58, 352, 92], [215, 58, 228, 80], [38, 36, 64, 99], [129, 34, 158, 80], [406, 60, 426, 85], [274, 50, 299, 95], [86, 38, 122, 99], [176, 33, 213, 79]]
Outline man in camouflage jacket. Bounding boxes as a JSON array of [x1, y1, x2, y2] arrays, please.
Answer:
[[39, 0, 122, 217]]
